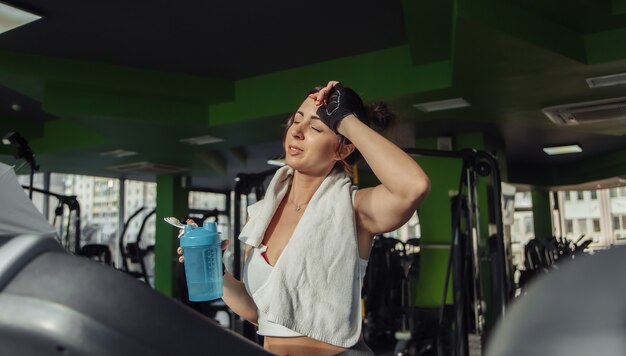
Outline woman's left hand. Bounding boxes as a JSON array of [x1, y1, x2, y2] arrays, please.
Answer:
[[308, 80, 339, 106]]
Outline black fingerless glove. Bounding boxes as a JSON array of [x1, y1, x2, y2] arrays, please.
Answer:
[[316, 83, 368, 132]]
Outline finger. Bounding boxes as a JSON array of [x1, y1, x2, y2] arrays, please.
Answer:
[[222, 240, 230, 251], [178, 255, 184, 263], [177, 247, 183, 255], [186, 219, 198, 227], [316, 88, 328, 105], [311, 93, 324, 106]]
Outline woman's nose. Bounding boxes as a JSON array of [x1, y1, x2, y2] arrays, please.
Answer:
[[291, 125, 304, 139]]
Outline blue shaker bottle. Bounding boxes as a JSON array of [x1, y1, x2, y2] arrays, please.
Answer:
[[179, 222, 223, 301]]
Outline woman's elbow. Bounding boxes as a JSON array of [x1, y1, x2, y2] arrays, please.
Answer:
[[411, 176, 431, 205], [239, 309, 258, 325]]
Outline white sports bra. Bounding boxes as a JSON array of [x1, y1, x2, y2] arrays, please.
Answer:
[[243, 244, 369, 337]]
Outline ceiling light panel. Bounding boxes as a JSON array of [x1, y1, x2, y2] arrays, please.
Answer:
[[99, 149, 138, 158], [180, 135, 224, 146], [0, 2, 41, 35], [543, 144, 582, 155], [413, 98, 471, 112]]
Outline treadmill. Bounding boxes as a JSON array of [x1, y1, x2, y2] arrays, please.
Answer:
[[0, 233, 269, 356]]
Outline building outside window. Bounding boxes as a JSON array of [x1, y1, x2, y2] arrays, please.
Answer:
[[510, 191, 534, 270], [387, 211, 421, 242], [557, 187, 626, 248], [593, 219, 601, 233], [565, 219, 574, 234]]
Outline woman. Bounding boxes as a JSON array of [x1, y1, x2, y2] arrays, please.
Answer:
[[179, 81, 430, 355]]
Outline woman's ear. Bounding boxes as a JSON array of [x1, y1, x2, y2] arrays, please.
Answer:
[[336, 142, 355, 160]]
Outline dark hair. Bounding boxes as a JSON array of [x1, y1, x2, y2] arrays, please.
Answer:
[[281, 85, 396, 176]]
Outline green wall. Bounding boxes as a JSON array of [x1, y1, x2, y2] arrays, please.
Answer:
[[531, 190, 553, 239], [407, 133, 502, 329], [154, 175, 188, 297]]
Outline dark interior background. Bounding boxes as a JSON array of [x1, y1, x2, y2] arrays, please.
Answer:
[[1, 0, 626, 190]]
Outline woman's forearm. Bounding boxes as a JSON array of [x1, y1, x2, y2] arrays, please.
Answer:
[[222, 272, 258, 325], [338, 115, 430, 202]]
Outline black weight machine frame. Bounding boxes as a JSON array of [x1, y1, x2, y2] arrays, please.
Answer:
[[231, 167, 279, 342], [8, 132, 83, 255], [119, 207, 156, 284], [21, 185, 82, 254], [401, 148, 510, 356], [3, 131, 39, 200], [232, 167, 279, 280]]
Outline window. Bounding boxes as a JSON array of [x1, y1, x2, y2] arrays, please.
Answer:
[[512, 218, 521, 237], [523, 216, 533, 235], [592, 219, 600, 232], [557, 185, 626, 249], [188, 191, 230, 244], [46, 174, 120, 251], [387, 211, 421, 241], [189, 191, 227, 211], [565, 219, 574, 233], [123, 180, 157, 280], [614, 216, 621, 230], [512, 192, 532, 210], [577, 219, 586, 233], [610, 187, 626, 198]]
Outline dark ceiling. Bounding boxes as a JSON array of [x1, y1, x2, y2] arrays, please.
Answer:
[[0, 0, 408, 79], [1, 0, 626, 190]]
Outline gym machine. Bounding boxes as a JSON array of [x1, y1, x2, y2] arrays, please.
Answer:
[[119, 207, 156, 285], [392, 148, 511, 356], [0, 233, 270, 355], [2, 131, 39, 199], [21, 185, 82, 254], [486, 245, 626, 356]]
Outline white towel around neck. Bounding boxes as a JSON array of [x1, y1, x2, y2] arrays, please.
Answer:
[[238, 165, 362, 347]]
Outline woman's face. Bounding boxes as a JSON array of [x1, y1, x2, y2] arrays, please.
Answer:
[[284, 97, 345, 175]]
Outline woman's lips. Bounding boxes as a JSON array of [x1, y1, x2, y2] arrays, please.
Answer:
[[288, 145, 303, 155]]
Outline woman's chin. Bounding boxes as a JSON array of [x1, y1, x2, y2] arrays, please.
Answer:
[[285, 156, 301, 168]]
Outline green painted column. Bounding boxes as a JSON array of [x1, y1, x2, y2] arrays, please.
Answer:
[[154, 175, 188, 297], [358, 133, 503, 327], [531, 190, 553, 239], [411, 137, 458, 307], [411, 133, 502, 329]]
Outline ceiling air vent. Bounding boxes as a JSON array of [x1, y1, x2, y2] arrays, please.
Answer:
[[106, 161, 187, 175], [542, 97, 626, 126]]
